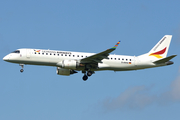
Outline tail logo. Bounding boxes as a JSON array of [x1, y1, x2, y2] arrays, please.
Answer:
[[149, 47, 166, 58]]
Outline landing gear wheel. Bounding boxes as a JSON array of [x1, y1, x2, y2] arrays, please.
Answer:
[[87, 71, 93, 76], [19, 64, 24, 73], [83, 75, 88, 81], [20, 69, 24, 73]]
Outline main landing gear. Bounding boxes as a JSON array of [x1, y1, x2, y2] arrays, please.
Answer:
[[19, 64, 24, 73], [82, 71, 94, 81], [83, 74, 88, 81]]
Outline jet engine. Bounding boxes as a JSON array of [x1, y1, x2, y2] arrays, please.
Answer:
[[56, 60, 80, 69], [56, 67, 77, 76]]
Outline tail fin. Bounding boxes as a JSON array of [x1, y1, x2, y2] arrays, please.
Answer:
[[148, 35, 172, 59]]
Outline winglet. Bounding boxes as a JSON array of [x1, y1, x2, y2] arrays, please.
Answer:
[[110, 41, 120, 50]]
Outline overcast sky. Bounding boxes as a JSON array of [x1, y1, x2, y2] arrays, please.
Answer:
[[0, 0, 180, 120]]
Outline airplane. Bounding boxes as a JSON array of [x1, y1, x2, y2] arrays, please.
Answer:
[[3, 35, 176, 81]]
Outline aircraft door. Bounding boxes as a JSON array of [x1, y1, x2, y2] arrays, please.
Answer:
[[135, 56, 138, 67], [26, 49, 31, 58]]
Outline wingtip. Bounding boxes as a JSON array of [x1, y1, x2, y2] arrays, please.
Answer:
[[110, 41, 120, 49]]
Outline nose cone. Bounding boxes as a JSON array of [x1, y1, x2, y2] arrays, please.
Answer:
[[3, 55, 9, 61]]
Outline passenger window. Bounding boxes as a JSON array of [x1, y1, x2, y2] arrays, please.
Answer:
[[69, 55, 71, 57], [77, 55, 79, 57], [122, 58, 124, 60], [61, 54, 63, 56], [126, 59, 128, 61], [46, 53, 48, 55], [50, 53, 52, 55], [115, 58, 116, 60], [130, 59, 131, 61], [54, 54, 56, 55], [42, 53, 44, 55], [118, 58, 120, 60]]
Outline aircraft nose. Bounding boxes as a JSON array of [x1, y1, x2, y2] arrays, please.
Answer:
[[3, 55, 9, 61]]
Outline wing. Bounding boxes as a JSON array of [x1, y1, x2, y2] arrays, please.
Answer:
[[80, 41, 120, 64]]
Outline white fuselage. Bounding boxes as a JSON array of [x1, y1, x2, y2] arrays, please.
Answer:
[[3, 48, 160, 71]]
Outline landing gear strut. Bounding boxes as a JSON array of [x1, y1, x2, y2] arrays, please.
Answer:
[[19, 64, 24, 73]]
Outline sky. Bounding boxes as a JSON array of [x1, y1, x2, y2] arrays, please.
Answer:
[[0, 0, 180, 120]]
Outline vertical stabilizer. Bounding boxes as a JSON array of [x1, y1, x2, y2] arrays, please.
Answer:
[[148, 35, 172, 59]]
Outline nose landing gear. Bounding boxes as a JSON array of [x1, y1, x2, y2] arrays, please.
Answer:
[[19, 64, 24, 73], [20, 69, 24, 73]]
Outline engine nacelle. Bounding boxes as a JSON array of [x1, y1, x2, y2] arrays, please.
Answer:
[[57, 60, 79, 69], [56, 67, 77, 76]]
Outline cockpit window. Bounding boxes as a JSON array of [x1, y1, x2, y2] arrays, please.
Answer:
[[11, 50, 20, 53]]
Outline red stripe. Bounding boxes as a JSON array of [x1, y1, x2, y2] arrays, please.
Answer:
[[151, 47, 166, 55]]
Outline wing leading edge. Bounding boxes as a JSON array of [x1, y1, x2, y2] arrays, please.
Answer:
[[80, 41, 120, 64]]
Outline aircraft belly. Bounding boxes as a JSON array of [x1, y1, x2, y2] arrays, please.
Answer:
[[97, 61, 136, 71]]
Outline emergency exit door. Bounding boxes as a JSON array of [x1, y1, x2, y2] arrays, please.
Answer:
[[26, 49, 31, 58]]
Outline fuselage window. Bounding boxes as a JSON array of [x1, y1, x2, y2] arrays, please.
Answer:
[[126, 59, 128, 61], [77, 55, 79, 57], [118, 58, 120, 60], [61, 54, 63, 56], [42, 53, 44, 55], [122, 58, 124, 60], [111, 58, 113, 60], [114, 58, 116, 60], [73, 55, 75, 57], [130, 59, 131, 61], [35, 52, 36, 54], [54, 54, 56, 56], [46, 53, 48, 55], [50, 53, 52, 55], [38, 53, 40, 54], [65, 54, 67, 56], [81, 56, 83, 57], [69, 55, 71, 57], [57, 54, 59, 56]]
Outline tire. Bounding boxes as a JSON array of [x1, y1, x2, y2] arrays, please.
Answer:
[[20, 69, 24, 73], [83, 75, 88, 81]]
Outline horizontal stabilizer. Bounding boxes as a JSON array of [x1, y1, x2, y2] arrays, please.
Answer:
[[153, 55, 177, 64]]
